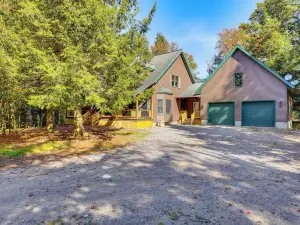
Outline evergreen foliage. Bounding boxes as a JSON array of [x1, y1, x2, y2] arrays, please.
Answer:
[[0, 0, 156, 136]]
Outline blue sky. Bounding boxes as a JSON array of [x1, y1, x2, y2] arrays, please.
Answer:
[[139, 0, 261, 79]]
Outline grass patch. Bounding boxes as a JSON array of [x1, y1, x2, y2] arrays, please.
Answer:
[[0, 141, 70, 157]]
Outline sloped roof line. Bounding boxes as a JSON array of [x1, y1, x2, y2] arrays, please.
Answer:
[[152, 49, 183, 57], [157, 86, 173, 95], [153, 51, 196, 85], [139, 50, 195, 92], [179, 83, 202, 98], [195, 45, 294, 95]]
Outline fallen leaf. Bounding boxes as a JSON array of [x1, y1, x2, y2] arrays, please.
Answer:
[[228, 203, 233, 207], [245, 211, 251, 214], [297, 209, 300, 213]]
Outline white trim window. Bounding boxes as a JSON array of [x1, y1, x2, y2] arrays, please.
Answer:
[[166, 99, 172, 114], [170, 75, 180, 88], [157, 99, 164, 114]]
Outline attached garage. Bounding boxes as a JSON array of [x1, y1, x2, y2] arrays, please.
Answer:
[[208, 102, 235, 126], [242, 101, 275, 127]]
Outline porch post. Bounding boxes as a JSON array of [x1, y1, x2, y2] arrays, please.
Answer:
[[151, 96, 154, 119], [136, 97, 139, 120]]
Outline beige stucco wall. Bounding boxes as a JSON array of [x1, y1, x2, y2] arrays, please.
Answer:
[[153, 55, 193, 123], [287, 91, 293, 125], [200, 49, 288, 123]]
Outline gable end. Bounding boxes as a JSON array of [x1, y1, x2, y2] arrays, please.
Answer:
[[154, 52, 195, 84], [195, 45, 294, 94]]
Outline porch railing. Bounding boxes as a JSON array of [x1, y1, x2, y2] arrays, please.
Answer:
[[190, 110, 200, 124], [194, 110, 200, 118], [120, 109, 152, 119], [179, 110, 187, 123], [100, 109, 151, 119], [83, 111, 91, 122], [92, 112, 100, 126]]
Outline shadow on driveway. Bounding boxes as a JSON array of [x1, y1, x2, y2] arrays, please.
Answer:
[[0, 125, 299, 224]]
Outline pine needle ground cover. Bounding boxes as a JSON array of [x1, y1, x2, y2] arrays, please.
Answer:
[[0, 125, 150, 169]]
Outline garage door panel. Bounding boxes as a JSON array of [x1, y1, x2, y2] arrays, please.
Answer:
[[242, 101, 275, 127], [208, 103, 235, 126]]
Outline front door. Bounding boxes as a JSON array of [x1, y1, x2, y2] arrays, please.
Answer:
[[193, 102, 199, 111], [181, 99, 188, 110]]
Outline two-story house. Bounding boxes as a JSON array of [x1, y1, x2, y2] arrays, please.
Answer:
[[138, 50, 202, 126], [67, 45, 295, 129]]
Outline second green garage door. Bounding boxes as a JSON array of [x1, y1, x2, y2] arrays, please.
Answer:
[[208, 102, 235, 125], [242, 101, 275, 127]]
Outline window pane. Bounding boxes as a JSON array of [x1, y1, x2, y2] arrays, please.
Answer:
[[171, 75, 180, 87], [235, 73, 243, 87], [166, 99, 171, 114], [157, 99, 163, 114]]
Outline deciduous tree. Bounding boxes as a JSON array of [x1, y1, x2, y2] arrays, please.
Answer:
[[151, 32, 199, 80], [207, 0, 300, 82]]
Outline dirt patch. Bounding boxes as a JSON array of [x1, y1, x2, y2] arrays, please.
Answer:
[[0, 125, 150, 169]]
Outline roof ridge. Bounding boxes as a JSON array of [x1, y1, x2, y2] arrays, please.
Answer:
[[153, 49, 182, 57], [195, 45, 294, 95]]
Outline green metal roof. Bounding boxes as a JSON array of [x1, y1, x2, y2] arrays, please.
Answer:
[[179, 83, 202, 98], [157, 86, 173, 95], [138, 50, 195, 92], [195, 45, 294, 95]]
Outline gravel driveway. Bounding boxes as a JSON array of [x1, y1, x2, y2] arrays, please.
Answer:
[[0, 125, 299, 225]]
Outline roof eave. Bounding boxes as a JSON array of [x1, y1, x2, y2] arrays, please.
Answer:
[[181, 52, 196, 84], [195, 46, 239, 95], [153, 51, 195, 85], [236, 46, 294, 88], [195, 45, 294, 94]]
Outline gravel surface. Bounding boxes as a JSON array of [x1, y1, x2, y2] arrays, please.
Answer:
[[0, 125, 299, 225]]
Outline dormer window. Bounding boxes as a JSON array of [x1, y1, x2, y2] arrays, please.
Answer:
[[171, 75, 180, 88], [234, 73, 243, 87]]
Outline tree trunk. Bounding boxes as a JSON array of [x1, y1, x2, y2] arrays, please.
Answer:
[[1, 101, 6, 135], [73, 108, 85, 137], [10, 102, 16, 132], [26, 106, 32, 128], [46, 109, 54, 132]]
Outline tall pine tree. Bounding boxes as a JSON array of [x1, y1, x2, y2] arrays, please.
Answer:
[[1, 0, 156, 136]]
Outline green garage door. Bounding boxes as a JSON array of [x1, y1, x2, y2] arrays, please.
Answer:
[[208, 102, 235, 125], [242, 101, 275, 127]]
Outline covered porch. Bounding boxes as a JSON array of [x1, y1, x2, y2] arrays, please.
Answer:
[[91, 97, 154, 128], [65, 97, 154, 129], [176, 83, 202, 125], [177, 97, 201, 125]]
